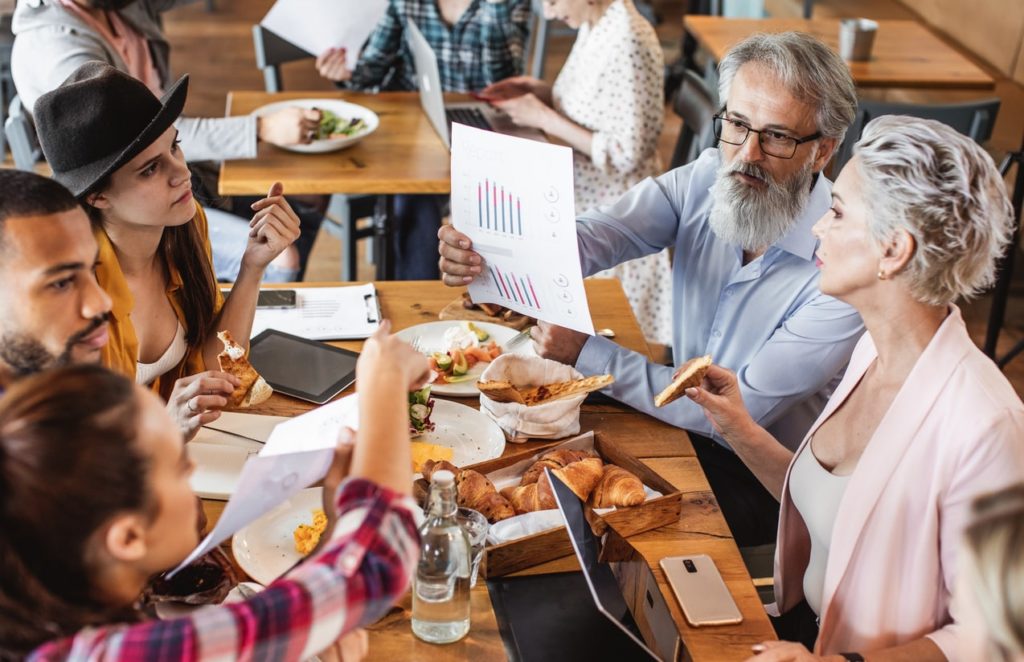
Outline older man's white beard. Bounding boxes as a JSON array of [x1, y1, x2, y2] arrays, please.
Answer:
[[707, 158, 814, 252]]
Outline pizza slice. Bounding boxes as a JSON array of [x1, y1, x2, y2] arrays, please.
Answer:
[[217, 330, 273, 408]]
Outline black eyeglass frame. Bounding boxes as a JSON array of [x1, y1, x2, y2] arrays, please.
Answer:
[[712, 113, 823, 159]]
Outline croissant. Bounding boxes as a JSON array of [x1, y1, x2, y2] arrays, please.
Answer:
[[506, 482, 557, 514], [421, 459, 459, 482], [589, 465, 645, 508], [546, 457, 604, 502], [520, 449, 597, 485], [456, 469, 516, 523]]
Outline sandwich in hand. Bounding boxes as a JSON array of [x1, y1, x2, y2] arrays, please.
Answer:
[[653, 354, 712, 407], [477, 374, 614, 406], [217, 331, 273, 408]]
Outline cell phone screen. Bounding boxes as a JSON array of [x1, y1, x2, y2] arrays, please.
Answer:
[[256, 289, 297, 308]]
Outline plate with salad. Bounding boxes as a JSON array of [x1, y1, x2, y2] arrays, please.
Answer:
[[249, 98, 379, 154], [396, 321, 536, 397]]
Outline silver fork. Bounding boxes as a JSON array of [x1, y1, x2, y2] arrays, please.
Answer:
[[411, 336, 431, 355]]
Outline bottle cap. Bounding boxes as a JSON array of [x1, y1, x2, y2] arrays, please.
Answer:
[[432, 469, 455, 486]]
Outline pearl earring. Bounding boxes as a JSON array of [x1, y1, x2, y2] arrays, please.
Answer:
[[877, 270, 888, 280]]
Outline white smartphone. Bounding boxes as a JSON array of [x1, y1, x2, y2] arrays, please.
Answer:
[[659, 554, 743, 626]]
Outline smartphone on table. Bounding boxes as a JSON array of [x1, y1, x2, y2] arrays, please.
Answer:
[[660, 554, 743, 626], [256, 289, 297, 309]]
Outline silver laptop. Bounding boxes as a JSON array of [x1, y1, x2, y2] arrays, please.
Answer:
[[405, 20, 547, 150], [549, 470, 684, 661]]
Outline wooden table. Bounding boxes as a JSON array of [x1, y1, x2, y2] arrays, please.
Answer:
[[685, 16, 995, 90], [220, 90, 453, 280], [203, 280, 776, 660]]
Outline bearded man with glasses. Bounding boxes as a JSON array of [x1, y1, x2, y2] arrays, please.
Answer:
[[439, 32, 865, 545]]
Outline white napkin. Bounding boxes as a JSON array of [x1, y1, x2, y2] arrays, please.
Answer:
[[478, 354, 585, 442]]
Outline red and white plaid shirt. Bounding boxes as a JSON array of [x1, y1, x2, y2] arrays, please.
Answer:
[[29, 479, 420, 661]]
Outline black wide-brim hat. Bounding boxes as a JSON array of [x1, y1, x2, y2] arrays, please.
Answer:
[[34, 61, 189, 198]]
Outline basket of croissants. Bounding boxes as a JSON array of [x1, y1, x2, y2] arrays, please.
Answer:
[[414, 432, 682, 578]]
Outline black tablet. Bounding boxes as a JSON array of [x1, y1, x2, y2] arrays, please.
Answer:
[[248, 329, 358, 404]]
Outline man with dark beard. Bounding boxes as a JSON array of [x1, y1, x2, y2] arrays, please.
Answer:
[[0, 170, 236, 441], [439, 32, 865, 545]]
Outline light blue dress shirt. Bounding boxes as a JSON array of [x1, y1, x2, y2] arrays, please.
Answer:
[[574, 148, 865, 450]]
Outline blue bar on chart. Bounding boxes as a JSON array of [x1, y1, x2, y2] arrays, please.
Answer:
[[476, 179, 524, 237], [490, 265, 541, 310]]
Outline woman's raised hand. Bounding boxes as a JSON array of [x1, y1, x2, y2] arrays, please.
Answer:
[[242, 181, 302, 271]]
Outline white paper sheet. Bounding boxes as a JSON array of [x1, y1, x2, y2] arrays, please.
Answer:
[[249, 284, 381, 340], [171, 447, 334, 576], [260, 0, 388, 68], [261, 394, 360, 457], [450, 124, 595, 335]]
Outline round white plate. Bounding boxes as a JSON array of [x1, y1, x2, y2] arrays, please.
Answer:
[[233, 487, 321, 585], [396, 321, 535, 397], [250, 98, 379, 153], [421, 398, 505, 466]]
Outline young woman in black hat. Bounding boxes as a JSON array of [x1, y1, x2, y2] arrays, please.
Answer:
[[33, 62, 300, 437]]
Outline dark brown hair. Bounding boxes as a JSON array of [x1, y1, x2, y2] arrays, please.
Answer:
[[0, 365, 149, 659], [82, 180, 217, 348]]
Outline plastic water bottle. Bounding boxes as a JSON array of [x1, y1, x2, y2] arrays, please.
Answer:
[[411, 470, 472, 644]]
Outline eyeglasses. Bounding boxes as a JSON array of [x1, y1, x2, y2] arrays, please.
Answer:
[[713, 115, 822, 159]]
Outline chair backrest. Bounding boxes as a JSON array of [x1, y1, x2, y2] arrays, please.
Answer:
[[251, 25, 314, 93], [832, 97, 1002, 174], [528, 0, 548, 79], [670, 70, 719, 169], [5, 95, 43, 171]]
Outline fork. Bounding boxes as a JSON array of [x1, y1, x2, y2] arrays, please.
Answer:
[[410, 335, 428, 355]]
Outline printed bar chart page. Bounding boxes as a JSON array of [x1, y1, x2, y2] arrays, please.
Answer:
[[451, 124, 594, 335]]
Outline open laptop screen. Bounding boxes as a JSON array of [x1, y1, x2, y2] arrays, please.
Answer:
[[548, 471, 682, 661]]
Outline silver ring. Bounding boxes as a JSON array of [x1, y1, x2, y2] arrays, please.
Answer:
[[187, 398, 198, 414]]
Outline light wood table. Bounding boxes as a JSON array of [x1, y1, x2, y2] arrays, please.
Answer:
[[203, 280, 776, 660], [220, 90, 454, 280], [685, 16, 995, 90]]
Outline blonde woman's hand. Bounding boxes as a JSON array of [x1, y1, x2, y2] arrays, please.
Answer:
[[242, 182, 302, 270], [683, 364, 758, 446], [491, 93, 553, 130], [356, 320, 431, 391]]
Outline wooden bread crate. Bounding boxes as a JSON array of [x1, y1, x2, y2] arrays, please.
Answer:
[[472, 431, 682, 578]]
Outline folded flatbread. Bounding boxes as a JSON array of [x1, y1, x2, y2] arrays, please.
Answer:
[[478, 374, 614, 407], [653, 355, 712, 407], [217, 331, 273, 408]]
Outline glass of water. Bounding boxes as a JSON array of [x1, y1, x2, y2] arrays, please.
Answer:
[[456, 507, 489, 588]]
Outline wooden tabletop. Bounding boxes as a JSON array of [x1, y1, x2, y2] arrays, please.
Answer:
[[685, 16, 995, 90], [219, 91, 451, 196], [202, 280, 775, 660]]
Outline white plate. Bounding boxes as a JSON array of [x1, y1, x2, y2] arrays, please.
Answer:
[[250, 98, 379, 153], [233, 487, 322, 585], [421, 398, 505, 466], [396, 321, 535, 397]]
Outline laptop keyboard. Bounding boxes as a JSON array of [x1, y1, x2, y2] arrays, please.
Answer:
[[446, 107, 494, 132]]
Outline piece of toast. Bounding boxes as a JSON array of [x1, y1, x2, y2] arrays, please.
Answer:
[[217, 331, 273, 408], [653, 355, 712, 407], [477, 379, 527, 405]]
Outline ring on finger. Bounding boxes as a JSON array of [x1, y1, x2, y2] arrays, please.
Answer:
[[187, 398, 198, 414]]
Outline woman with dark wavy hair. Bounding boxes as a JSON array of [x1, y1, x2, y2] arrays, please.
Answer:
[[0, 322, 426, 661], [33, 61, 301, 439]]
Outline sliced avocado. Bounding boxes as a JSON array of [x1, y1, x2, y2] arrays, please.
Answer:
[[451, 349, 469, 376], [466, 322, 490, 342], [434, 353, 453, 371]]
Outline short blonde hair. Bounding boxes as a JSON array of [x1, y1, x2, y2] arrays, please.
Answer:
[[963, 483, 1024, 662], [854, 116, 1014, 306]]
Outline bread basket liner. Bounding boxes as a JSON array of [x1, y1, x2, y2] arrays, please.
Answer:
[[478, 354, 586, 442]]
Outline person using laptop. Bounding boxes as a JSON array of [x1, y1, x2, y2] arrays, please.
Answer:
[[12, 0, 326, 282], [0, 168, 240, 441], [440, 32, 865, 547], [32, 63, 300, 425], [689, 117, 1024, 660], [316, 0, 532, 280], [478, 0, 673, 346], [0, 322, 428, 661]]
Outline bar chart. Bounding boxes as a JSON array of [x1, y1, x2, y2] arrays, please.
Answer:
[[488, 266, 541, 310], [477, 179, 523, 238]]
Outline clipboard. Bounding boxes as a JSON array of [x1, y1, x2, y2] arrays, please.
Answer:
[[246, 284, 382, 340]]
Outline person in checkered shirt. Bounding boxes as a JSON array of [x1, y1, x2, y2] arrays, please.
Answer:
[[0, 322, 428, 662], [315, 0, 533, 281]]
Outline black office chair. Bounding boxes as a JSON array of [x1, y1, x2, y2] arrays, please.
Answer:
[[984, 138, 1024, 367], [669, 70, 718, 169], [5, 95, 43, 171], [831, 97, 1001, 174]]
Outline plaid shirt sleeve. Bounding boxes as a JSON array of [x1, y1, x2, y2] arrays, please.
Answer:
[[348, 0, 405, 92], [29, 479, 420, 662], [475, 0, 531, 88]]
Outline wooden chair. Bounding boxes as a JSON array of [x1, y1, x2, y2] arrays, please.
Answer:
[[669, 69, 718, 169], [831, 97, 1001, 174]]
